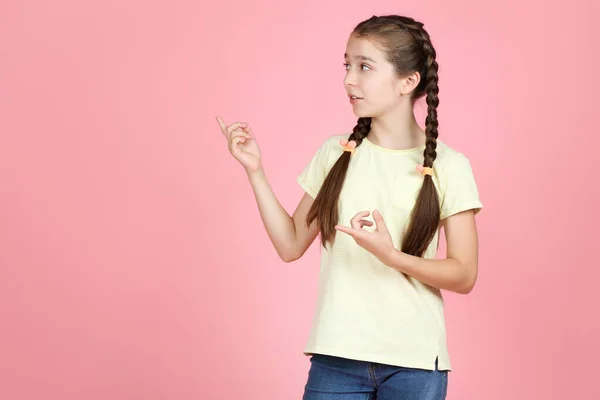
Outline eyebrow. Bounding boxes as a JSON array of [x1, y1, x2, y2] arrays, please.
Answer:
[[344, 53, 377, 64]]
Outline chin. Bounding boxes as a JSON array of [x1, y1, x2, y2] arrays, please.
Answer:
[[351, 104, 382, 119], [352, 109, 373, 119], [354, 111, 376, 120]]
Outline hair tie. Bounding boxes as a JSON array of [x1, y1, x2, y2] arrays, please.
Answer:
[[416, 164, 433, 176], [340, 139, 357, 154]]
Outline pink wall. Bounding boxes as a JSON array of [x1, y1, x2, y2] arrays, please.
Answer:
[[1, 0, 598, 398]]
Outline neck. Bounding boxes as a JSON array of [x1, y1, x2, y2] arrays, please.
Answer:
[[367, 105, 426, 150]]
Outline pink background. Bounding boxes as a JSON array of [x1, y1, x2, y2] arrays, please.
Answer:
[[1, 0, 598, 399]]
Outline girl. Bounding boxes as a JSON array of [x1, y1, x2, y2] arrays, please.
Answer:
[[217, 14, 482, 400]]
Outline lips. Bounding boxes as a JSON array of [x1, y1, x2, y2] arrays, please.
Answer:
[[349, 94, 363, 105]]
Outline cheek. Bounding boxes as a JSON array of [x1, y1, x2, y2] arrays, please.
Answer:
[[380, 78, 400, 98], [362, 75, 395, 97], [365, 82, 398, 105]]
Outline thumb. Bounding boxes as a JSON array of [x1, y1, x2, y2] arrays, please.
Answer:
[[241, 123, 254, 137], [373, 209, 388, 233]]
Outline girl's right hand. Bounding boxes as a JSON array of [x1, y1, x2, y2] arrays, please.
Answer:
[[216, 116, 262, 172]]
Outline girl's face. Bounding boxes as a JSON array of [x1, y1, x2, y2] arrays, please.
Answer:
[[343, 35, 404, 118]]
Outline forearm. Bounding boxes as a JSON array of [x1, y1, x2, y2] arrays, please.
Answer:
[[246, 168, 298, 261], [385, 250, 476, 294]]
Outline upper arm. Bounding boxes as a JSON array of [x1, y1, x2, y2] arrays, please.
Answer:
[[442, 209, 479, 289], [438, 151, 483, 291], [290, 192, 320, 260], [291, 135, 339, 260]]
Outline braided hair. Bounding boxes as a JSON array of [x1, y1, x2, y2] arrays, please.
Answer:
[[306, 15, 441, 257]]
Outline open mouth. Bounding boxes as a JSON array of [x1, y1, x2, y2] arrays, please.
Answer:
[[349, 95, 363, 104]]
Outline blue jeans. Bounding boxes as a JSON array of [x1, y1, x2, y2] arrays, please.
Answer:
[[302, 354, 448, 400]]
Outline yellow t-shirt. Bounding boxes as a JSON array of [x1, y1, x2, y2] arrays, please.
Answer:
[[297, 134, 483, 371]]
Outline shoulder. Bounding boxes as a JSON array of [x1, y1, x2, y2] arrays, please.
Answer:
[[309, 133, 348, 160], [434, 141, 478, 188], [434, 140, 471, 169], [435, 140, 475, 172], [434, 140, 484, 218], [319, 134, 349, 150], [300, 133, 349, 172]]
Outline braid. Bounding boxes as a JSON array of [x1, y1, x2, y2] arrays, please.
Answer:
[[349, 117, 372, 144], [420, 36, 440, 169], [388, 16, 440, 167], [382, 15, 442, 257], [402, 32, 441, 257], [308, 15, 443, 255], [306, 117, 371, 247]]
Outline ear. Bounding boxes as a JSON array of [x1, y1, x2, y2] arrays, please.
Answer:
[[397, 71, 421, 96]]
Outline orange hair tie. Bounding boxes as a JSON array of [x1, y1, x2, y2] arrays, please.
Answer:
[[339, 139, 357, 154], [416, 164, 433, 176]]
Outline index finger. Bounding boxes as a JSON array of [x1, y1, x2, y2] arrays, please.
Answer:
[[334, 224, 356, 236], [351, 211, 371, 222], [350, 211, 371, 229], [335, 224, 368, 239], [216, 116, 227, 135]]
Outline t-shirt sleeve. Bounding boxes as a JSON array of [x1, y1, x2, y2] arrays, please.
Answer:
[[297, 137, 337, 199], [440, 154, 484, 220]]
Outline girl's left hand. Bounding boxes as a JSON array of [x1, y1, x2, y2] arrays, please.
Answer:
[[335, 210, 396, 265]]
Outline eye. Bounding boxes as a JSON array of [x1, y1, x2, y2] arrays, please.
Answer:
[[343, 63, 371, 71]]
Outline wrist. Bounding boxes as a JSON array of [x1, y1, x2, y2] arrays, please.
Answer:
[[246, 165, 265, 182], [386, 247, 409, 272]]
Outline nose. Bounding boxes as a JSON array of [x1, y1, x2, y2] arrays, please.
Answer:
[[343, 69, 357, 88]]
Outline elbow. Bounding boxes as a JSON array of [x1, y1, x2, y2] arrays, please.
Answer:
[[278, 239, 310, 263], [454, 261, 477, 295], [279, 248, 301, 263], [458, 275, 477, 295], [281, 253, 299, 263], [458, 283, 474, 295]]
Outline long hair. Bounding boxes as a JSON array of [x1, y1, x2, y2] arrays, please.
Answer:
[[306, 15, 441, 257]]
